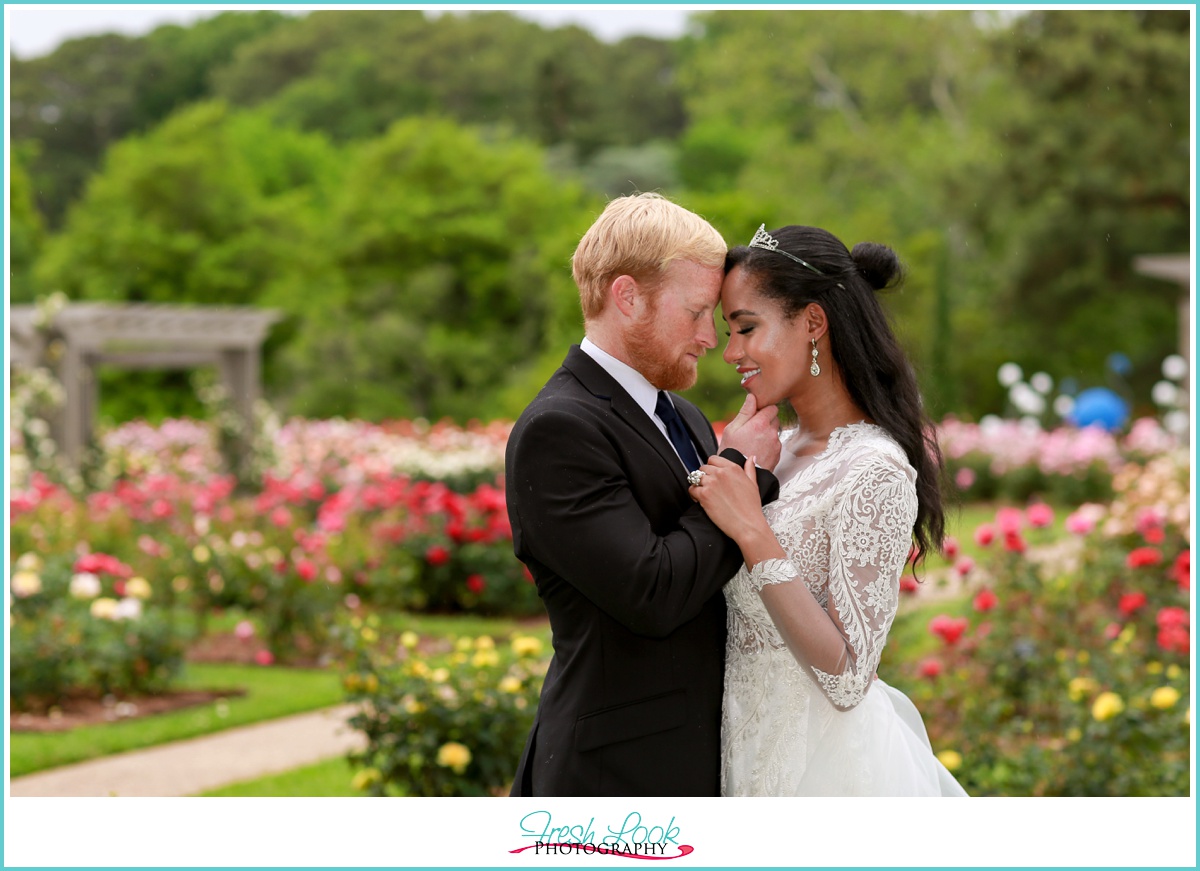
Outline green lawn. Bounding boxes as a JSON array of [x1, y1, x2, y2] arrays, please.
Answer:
[[198, 755, 363, 797], [9, 613, 551, 779], [8, 507, 1053, 786], [10, 662, 344, 778]]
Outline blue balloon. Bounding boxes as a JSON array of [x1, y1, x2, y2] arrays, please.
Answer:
[[1106, 352, 1133, 376], [1069, 387, 1129, 431]]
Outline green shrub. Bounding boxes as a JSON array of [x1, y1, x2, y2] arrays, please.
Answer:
[[9, 553, 188, 710], [338, 616, 548, 796]]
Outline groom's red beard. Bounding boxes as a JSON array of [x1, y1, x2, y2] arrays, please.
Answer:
[[625, 306, 703, 393]]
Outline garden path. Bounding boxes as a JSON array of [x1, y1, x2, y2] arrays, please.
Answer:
[[9, 704, 364, 797]]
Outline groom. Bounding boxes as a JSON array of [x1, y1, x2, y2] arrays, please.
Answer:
[[506, 193, 781, 796]]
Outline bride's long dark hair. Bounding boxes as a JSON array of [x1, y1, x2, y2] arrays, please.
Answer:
[[726, 225, 946, 565]]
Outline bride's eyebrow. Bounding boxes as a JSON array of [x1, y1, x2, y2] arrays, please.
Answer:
[[724, 309, 757, 321]]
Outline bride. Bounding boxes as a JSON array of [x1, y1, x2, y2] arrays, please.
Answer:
[[688, 224, 967, 797]]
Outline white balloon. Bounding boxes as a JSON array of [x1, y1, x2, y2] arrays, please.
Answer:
[[998, 362, 1023, 387], [1162, 354, 1188, 381], [1164, 410, 1190, 436], [1030, 372, 1054, 394], [1151, 380, 1179, 407], [1054, 395, 1075, 417]]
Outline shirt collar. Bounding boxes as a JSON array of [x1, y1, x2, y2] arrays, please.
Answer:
[[580, 336, 661, 420]]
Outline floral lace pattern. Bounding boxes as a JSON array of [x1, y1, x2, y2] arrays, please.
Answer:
[[722, 423, 921, 795]]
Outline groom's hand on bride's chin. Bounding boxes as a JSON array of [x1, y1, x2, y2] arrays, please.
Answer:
[[719, 395, 781, 471]]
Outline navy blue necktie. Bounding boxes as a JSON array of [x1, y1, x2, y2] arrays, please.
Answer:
[[655, 391, 702, 473]]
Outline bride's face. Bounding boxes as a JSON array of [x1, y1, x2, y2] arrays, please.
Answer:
[[721, 265, 811, 408]]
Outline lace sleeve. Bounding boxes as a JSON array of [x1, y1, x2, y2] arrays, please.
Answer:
[[754, 453, 917, 711]]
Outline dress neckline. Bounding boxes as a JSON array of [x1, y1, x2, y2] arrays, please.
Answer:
[[776, 421, 882, 490]]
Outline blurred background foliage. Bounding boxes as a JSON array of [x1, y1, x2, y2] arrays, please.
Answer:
[[9, 8, 1190, 424]]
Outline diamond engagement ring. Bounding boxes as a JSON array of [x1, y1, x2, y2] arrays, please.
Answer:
[[687, 470, 706, 487]]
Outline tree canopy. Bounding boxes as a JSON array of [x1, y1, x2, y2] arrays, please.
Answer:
[[13, 9, 1191, 424]]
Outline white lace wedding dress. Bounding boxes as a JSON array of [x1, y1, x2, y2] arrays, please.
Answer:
[[721, 423, 967, 796]]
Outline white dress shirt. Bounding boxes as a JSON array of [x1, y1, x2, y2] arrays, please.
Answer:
[[579, 336, 695, 469]]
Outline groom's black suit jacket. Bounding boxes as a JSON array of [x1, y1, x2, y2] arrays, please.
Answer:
[[506, 345, 779, 796]]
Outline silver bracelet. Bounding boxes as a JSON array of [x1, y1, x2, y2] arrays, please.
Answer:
[[747, 558, 799, 592]]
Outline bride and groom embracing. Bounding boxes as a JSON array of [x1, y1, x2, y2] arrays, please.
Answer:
[[505, 193, 966, 797]]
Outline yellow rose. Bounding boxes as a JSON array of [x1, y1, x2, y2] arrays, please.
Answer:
[[1066, 728, 1082, 742], [15, 553, 43, 572], [436, 742, 472, 774], [192, 545, 211, 563], [936, 750, 962, 772], [1147, 661, 1164, 675], [499, 676, 522, 694], [400, 631, 420, 649], [403, 696, 426, 714], [1166, 664, 1182, 680], [1150, 687, 1181, 710], [511, 635, 544, 658], [10, 570, 42, 598], [1067, 677, 1098, 702], [90, 597, 118, 620], [351, 767, 382, 791], [431, 668, 450, 683], [475, 635, 495, 650], [409, 660, 430, 678], [455, 637, 473, 652], [1091, 691, 1125, 722], [125, 576, 152, 599], [361, 627, 378, 644], [172, 575, 190, 592], [343, 673, 362, 692], [471, 649, 499, 668], [1075, 651, 1090, 665]]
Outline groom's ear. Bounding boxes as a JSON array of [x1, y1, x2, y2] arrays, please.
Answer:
[[610, 274, 639, 318]]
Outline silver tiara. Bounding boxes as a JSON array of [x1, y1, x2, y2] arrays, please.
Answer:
[[748, 224, 825, 276]]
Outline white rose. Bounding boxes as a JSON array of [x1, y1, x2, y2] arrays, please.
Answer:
[[112, 598, 143, 621], [70, 572, 103, 599]]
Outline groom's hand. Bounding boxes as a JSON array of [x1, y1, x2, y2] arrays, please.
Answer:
[[718, 394, 781, 471]]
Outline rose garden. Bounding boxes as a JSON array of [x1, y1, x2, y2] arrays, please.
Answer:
[[9, 380, 1190, 796]]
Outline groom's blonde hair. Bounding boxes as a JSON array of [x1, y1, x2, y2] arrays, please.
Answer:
[[572, 193, 727, 321]]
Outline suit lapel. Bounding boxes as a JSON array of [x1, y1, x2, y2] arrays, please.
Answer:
[[561, 346, 692, 484]]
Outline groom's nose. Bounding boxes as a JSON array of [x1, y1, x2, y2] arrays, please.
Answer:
[[696, 316, 718, 350]]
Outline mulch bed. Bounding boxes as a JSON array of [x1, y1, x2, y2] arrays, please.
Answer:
[[10, 630, 272, 733], [11, 687, 247, 733]]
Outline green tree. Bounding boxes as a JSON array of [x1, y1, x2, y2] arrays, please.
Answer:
[[211, 10, 687, 157], [278, 117, 592, 421], [9, 143, 46, 304], [675, 10, 998, 419], [11, 12, 289, 227], [959, 10, 1190, 412], [35, 102, 341, 422]]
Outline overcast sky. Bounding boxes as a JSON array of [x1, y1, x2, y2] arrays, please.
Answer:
[[6, 5, 698, 59]]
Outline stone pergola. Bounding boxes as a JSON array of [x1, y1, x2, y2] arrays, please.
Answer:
[[1133, 254, 1191, 397], [10, 303, 280, 468]]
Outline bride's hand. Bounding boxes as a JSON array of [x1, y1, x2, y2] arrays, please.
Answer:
[[689, 454, 770, 545]]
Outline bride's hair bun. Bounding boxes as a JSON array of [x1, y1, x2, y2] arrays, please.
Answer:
[[850, 242, 904, 291]]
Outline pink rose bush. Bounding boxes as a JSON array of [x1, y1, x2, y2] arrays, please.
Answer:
[[9, 418, 537, 704], [895, 451, 1190, 796], [937, 416, 1181, 504]]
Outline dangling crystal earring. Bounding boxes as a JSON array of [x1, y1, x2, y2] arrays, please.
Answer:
[[810, 339, 821, 377]]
